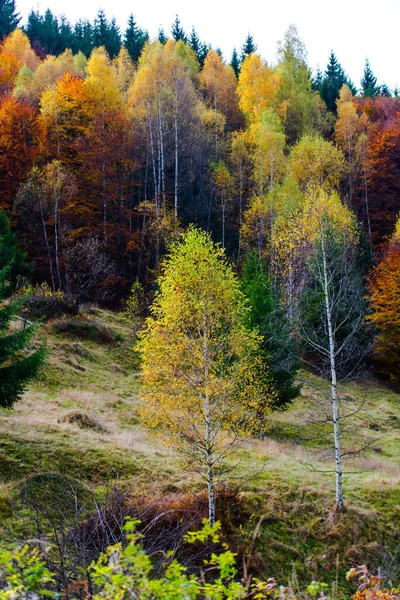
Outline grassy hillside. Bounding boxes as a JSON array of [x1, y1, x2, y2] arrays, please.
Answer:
[[1, 308, 399, 590]]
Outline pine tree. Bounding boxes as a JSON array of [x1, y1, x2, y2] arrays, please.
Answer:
[[0, 0, 20, 41], [171, 14, 186, 42], [157, 26, 167, 45], [241, 33, 256, 62], [0, 257, 46, 408], [230, 47, 240, 77], [124, 14, 148, 62], [361, 59, 379, 98]]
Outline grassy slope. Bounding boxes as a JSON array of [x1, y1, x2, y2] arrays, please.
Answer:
[[0, 308, 399, 587]]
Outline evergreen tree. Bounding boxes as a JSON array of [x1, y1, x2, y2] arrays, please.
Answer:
[[157, 26, 167, 45], [72, 19, 94, 56], [240, 33, 256, 62], [41, 8, 60, 54], [361, 59, 379, 98], [319, 51, 348, 113], [379, 83, 392, 97], [0, 212, 32, 296], [312, 66, 323, 90], [171, 14, 186, 42], [230, 47, 240, 77], [0, 0, 20, 41], [59, 15, 74, 52], [241, 253, 300, 409], [25, 9, 43, 46], [198, 42, 210, 67], [187, 27, 208, 67], [0, 258, 46, 408], [124, 14, 148, 62], [108, 17, 121, 57], [93, 10, 121, 57], [189, 26, 200, 56]]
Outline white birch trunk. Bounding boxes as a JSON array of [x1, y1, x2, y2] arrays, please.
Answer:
[[321, 230, 344, 511]]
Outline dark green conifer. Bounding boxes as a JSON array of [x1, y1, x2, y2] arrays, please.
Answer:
[[124, 14, 148, 62], [241, 33, 256, 62], [25, 9, 43, 45], [93, 10, 120, 57], [361, 59, 379, 97], [319, 51, 347, 112], [241, 253, 300, 409], [379, 83, 392, 97], [171, 14, 186, 42], [0, 0, 20, 40], [157, 26, 167, 45], [0, 231, 46, 408], [0, 212, 32, 296], [230, 47, 240, 77]]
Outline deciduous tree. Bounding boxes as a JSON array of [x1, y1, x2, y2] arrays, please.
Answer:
[[139, 227, 275, 524]]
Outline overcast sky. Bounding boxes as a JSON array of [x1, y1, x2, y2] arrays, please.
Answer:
[[17, 0, 399, 90]]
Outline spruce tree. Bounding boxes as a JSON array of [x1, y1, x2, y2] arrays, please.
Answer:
[[157, 26, 167, 45], [41, 8, 60, 54], [361, 59, 379, 98], [0, 212, 32, 296], [319, 51, 347, 112], [108, 17, 121, 57], [171, 14, 186, 42], [59, 15, 74, 52], [312, 66, 323, 91], [188, 26, 200, 56], [230, 47, 240, 77], [124, 14, 148, 62], [93, 10, 120, 57], [0, 261, 46, 408], [241, 253, 300, 409], [198, 42, 210, 67], [25, 9, 43, 46], [0, 0, 20, 41], [240, 33, 256, 62], [379, 83, 392, 97]]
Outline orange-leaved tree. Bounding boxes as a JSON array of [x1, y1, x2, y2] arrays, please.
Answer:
[[368, 217, 400, 382]]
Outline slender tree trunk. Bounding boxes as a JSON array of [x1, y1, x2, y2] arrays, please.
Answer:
[[203, 312, 216, 526], [237, 164, 243, 263], [222, 194, 225, 249], [174, 90, 179, 222], [321, 231, 344, 511], [54, 188, 62, 290], [363, 162, 371, 242], [40, 199, 56, 292]]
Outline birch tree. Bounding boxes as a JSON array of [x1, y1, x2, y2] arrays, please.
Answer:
[[139, 227, 276, 525], [293, 187, 367, 511]]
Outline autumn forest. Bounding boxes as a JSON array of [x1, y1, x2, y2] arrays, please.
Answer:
[[0, 1, 400, 598]]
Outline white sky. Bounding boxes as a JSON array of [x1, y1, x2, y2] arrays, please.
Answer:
[[17, 0, 400, 90]]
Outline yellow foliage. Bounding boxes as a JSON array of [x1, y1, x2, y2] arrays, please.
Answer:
[[237, 54, 281, 122], [1, 29, 39, 72], [139, 227, 276, 469]]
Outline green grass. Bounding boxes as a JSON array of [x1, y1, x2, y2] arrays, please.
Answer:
[[1, 307, 399, 589]]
